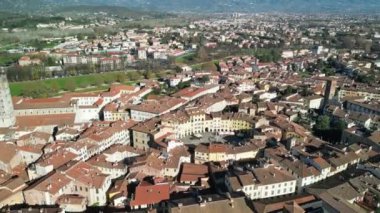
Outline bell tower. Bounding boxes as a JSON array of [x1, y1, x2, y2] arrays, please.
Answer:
[[0, 67, 15, 128]]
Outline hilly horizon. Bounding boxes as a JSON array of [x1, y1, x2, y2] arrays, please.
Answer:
[[1, 0, 380, 14]]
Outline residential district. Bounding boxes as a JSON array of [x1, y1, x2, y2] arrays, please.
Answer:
[[0, 14, 380, 213]]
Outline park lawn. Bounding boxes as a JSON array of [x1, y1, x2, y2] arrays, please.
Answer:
[[9, 71, 132, 96], [175, 52, 196, 64], [191, 59, 219, 70], [8, 69, 175, 97]]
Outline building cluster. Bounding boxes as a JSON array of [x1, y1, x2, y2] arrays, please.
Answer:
[[1, 14, 380, 213]]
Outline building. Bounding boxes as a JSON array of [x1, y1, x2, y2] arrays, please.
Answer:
[[130, 117, 173, 150], [0, 177, 27, 208], [345, 99, 380, 116], [161, 111, 254, 140], [128, 181, 170, 210], [0, 68, 15, 128], [0, 143, 22, 174], [169, 193, 254, 213], [57, 195, 87, 212], [324, 79, 337, 105], [25, 161, 112, 206], [226, 165, 297, 200], [179, 163, 209, 185], [24, 171, 74, 205], [338, 87, 380, 101], [194, 142, 264, 164], [129, 97, 186, 122]]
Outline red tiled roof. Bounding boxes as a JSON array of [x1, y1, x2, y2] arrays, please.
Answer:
[[65, 161, 108, 189], [129, 182, 170, 206], [179, 163, 208, 183], [209, 144, 227, 153], [16, 114, 75, 127], [110, 84, 137, 93], [172, 87, 207, 98]]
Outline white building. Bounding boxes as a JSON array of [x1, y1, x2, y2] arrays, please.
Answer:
[[0, 69, 16, 128], [282, 50, 294, 59], [226, 166, 297, 200]]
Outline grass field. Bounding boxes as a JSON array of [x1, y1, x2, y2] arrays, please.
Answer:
[[175, 52, 196, 64], [9, 70, 175, 97], [9, 71, 140, 96]]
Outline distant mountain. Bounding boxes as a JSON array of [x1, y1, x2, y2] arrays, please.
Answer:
[[1, 0, 380, 14]]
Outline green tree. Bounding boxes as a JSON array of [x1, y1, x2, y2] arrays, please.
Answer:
[[31, 66, 42, 80], [314, 115, 331, 130], [333, 120, 347, 130], [46, 57, 57, 66]]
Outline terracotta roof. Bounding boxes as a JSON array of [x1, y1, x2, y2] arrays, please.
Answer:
[[37, 149, 77, 168], [110, 84, 138, 93], [0, 143, 19, 164], [170, 194, 253, 213], [253, 166, 296, 185], [180, 163, 208, 183], [13, 97, 71, 109], [65, 161, 109, 189], [129, 182, 170, 206], [164, 146, 190, 169], [31, 171, 72, 195], [18, 144, 44, 154], [18, 131, 51, 142], [368, 131, 380, 144], [209, 144, 227, 153], [131, 117, 161, 134], [253, 195, 316, 213], [129, 96, 186, 114], [16, 114, 75, 127], [313, 156, 331, 169], [228, 176, 242, 191], [317, 192, 357, 213], [172, 87, 208, 98]]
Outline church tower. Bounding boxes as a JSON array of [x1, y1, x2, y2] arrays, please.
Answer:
[[0, 67, 15, 128]]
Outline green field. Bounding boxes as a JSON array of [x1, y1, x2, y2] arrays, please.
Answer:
[[9, 70, 175, 98], [175, 52, 196, 64], [9, 71, 141, 97]]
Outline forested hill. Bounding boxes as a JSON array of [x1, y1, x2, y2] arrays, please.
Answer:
[[1, 0, 379, 14]]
